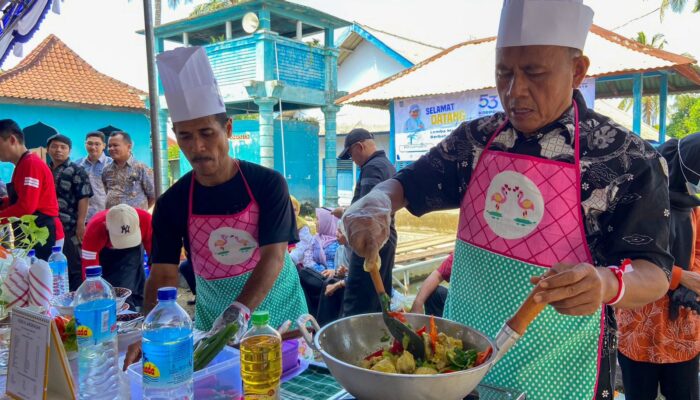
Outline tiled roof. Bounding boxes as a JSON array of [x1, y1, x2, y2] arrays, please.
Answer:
[[0, 35, 146, 110], [339, 24, 700, 107]]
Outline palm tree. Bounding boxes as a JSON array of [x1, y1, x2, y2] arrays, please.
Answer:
[[155, 0, 193, 26], [660, 0, 700, 19], [617, 32, 668, 126]]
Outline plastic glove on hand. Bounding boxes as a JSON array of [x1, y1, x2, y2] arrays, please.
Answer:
[[342, 190, 392, 260], [208, 301, 250, 343]]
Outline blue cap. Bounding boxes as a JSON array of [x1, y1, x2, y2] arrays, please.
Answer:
[[27, 249, 36, 257], [85, 266, 102, 277], [157, 287, 177, 301], [52, 246, 61, 253]]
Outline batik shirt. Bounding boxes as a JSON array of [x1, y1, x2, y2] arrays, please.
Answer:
[[76, 153, 112, 222], [102, 155, 155, 210], [394, 90, 674, 398], [50, 159, 93, 234]]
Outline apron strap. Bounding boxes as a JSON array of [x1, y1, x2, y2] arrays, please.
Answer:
[[188, 159, 256, 218]]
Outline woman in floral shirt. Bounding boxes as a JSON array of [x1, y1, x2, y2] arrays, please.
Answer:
[[617, 132, 700, 400]]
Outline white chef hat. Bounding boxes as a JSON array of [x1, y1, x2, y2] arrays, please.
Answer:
[[497, 0, 594, 50], [156, 46, 226, 123]]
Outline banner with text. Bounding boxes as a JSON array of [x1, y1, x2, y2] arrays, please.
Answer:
[[393, 79, 595, 161]]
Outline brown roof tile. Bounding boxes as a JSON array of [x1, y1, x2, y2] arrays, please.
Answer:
[[0, 35, 146, 110]]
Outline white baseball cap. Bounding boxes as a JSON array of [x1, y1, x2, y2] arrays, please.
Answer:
[[106, 205, 142, 249]]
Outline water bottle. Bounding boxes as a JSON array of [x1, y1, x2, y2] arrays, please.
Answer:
[[143, 252, 150, 278], [26, 249, 37, 265], [47, 246, 69, 296], [142, 287, 193, 400], [74, 266, 121, 400], [240, 311, 282, 399]]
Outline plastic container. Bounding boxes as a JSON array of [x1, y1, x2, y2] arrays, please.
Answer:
[[282, 340, 299, 373], [74, 266, 121, 400], [47, 246, 69, 296], [240, 310, 282, 399], [128, 346, 242, 399], [142, 287, 193, 400]]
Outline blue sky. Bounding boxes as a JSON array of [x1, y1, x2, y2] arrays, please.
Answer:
[[3, 0, 699, 92]]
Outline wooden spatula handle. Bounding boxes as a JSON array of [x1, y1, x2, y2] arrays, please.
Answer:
[[369, 265, 386, 296], [506, 287, 547, 336]]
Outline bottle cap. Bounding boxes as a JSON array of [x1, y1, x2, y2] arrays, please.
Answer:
[[251, 310, 269, 326], [51, 246, 61, 253], [85, 266, 102, 277], [27, 249, 36, 257], [157, 287, 177, 301]]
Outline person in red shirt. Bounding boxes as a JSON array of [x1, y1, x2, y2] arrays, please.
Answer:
[[82, 204, 151, 309], [0, 119, 63, 260], [410, 252, 453, 316]]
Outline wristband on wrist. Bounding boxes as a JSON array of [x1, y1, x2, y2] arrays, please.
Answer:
[[670, 266, 683, 291], [605, 259, 633, 305]]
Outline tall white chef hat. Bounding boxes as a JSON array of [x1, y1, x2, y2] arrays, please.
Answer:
[[497, 0, 594, 50], [156, 46, 226, 123]]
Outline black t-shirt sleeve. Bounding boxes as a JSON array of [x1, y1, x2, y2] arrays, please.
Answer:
[[150, 179, 187, 265], [249, 164, 299, 246], [394, 122, 477, 217]]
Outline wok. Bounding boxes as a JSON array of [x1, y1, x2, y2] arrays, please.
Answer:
[[298, 287, 544, 400]]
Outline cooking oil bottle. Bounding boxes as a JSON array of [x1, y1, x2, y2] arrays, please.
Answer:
[[240, 310, 282, 399]]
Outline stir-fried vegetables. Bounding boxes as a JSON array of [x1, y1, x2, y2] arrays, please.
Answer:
[[360, 316, 493, 375]]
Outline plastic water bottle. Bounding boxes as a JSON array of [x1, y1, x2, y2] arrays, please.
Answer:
[[142, 287, 193, 400], [241, 310, 282, 399], [47, 246, 69, 296], [143, 252, 150, 278], [74, 266, 121, 400]]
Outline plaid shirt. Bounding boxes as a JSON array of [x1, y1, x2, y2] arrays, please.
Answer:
[[102, 155, 155, 210], [76, 153, 112, 222], [50, 159, 93, 233]]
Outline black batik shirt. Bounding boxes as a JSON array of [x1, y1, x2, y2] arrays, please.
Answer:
[[50, 160, 93, 233], [394, 90, 673, 399]]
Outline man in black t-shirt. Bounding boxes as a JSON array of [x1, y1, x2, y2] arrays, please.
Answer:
[[334, 128, 397, 316], [125, 46, 308, 370]]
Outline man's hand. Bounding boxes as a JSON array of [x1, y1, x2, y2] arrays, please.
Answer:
[[681, 271, 700, 300], [321, 269, 335, 279], [325, 281, 344, 296], [123, 342, 142, 371], [342, 191, 392, 260], [331, 207, 345, 219], [410, 301, 424, 314], [532, 262, 618, 316], [76, 223, 85, 244], [336, 265, 348, 278]]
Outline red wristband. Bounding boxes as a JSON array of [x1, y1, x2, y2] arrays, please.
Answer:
[[605, 259, 633, 305]]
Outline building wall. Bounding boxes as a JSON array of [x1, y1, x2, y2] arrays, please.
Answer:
[[337, 40, 405, 93], [179, 119, 320, 205], [0, 103, 151, 182]]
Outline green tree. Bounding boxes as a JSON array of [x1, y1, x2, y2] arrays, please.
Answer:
[[190, 0, 250, 17], [618, 32, 667, 126], [666, 95, 700, 139], [660, 0, 700, 19]]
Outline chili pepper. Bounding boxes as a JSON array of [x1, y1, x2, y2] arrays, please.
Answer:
[[364, 349, 385, 361], [54, 316, 67, 342], [387, 311, 407, 323], [389, 339, 404, 354], [416, 326, 427, 336], [429, 315, 438, 351], [475, 346, 493, 366]]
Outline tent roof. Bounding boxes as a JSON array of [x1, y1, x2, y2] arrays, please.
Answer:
[[339, 24, 700, 108]]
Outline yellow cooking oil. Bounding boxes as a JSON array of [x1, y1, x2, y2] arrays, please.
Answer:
[[240, 311, 282, 399]]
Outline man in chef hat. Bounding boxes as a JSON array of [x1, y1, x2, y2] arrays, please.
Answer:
[[341, 1, 673, 398], [125, 46, 308, 370]]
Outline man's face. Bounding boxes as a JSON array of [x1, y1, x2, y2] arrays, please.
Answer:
[[496, 46, 589, 134], [0, 136, 15, 162], [108, 134, 132, 162], [410, 110, 420, 118], [85, 136, 105, 159], [48, 141, 70, 164], [174, 115, 232, 178]]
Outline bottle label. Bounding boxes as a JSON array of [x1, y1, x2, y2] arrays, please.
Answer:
[[244, 388, 279, 399], [142, 334, 193, 388], [74, 299, 117, 345]]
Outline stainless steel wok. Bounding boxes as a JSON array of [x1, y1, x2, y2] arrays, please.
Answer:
[[298, 288, 544, 400]]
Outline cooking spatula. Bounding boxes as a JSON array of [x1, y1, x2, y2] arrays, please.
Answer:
[[366, 254, 426, 360]]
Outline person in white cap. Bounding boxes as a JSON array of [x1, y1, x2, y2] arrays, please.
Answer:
[[81, 204, 152, 309], [341, 1, 673, 398], [125, 46, 307, 368]]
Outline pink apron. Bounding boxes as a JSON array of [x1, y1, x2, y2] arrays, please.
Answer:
[[445, 102, 607, 399], [187, 162, 307, 331]]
